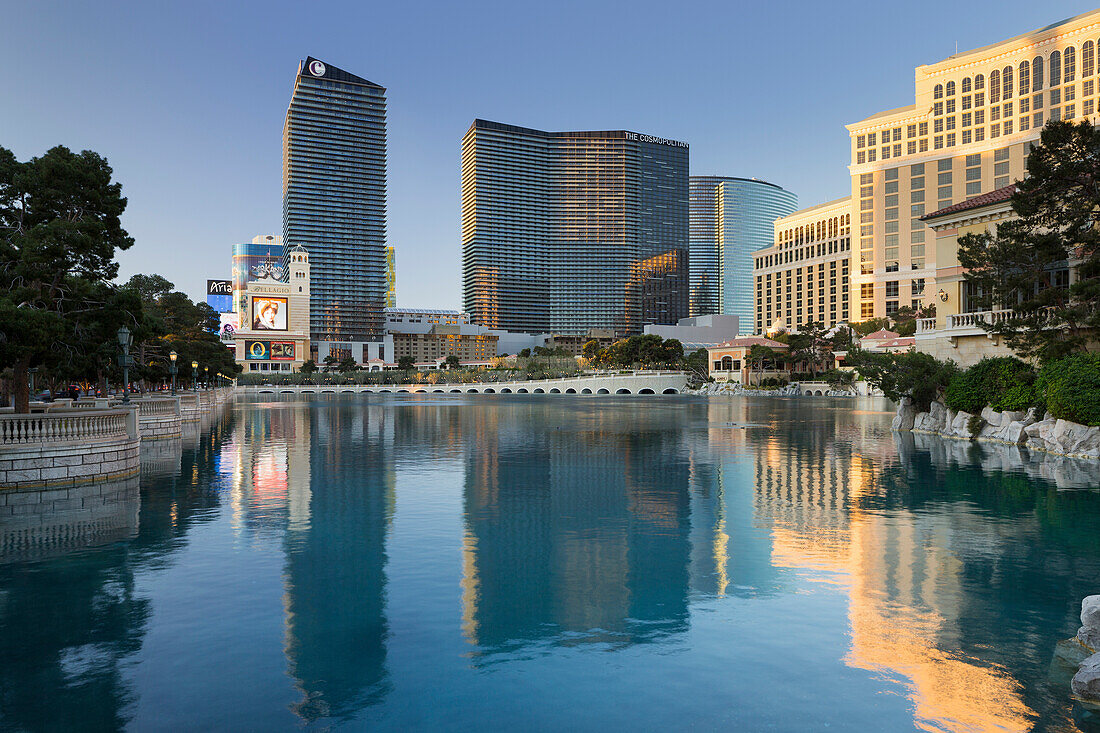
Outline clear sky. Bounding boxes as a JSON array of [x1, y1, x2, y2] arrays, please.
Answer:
[[3, 0, 1096, 307]]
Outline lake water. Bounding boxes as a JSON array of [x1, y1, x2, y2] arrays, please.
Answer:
[[2, 395, 1099, 731]]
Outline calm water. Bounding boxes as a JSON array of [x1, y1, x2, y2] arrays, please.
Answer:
[[2, 395, 1100, 732]]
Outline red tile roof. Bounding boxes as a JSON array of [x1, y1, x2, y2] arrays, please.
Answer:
[[861, 328, 900, 341], [712, 336, 789, 350], [921, 184, 1017, 220]]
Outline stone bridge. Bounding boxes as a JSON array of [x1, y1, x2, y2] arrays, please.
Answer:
[[244, 371, 688, 397]]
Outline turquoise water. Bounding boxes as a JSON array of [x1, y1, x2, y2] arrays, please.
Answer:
[[2, 395, 1100, 732]]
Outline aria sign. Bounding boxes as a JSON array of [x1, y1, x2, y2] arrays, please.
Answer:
[[624, 132, 688, 148], [308, 60, 326, 77]]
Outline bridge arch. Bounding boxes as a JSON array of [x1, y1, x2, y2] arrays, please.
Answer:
[[549, 388, 561, 394], [484, 388, 495, 394], [467, 388, 479, 394], [616, 388, 631, 395], [581, 388, 592, 394], [450, 389, 462, 393], [662, 388, 679, 394], [565, 388, 577, 394], [597, 388, 610, 394], [533, 388, 545, 394], [638, 388, 655, 395], [500, 388, 512, 393], [518, 388, 529, 393]]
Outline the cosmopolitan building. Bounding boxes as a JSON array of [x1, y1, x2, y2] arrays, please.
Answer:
[[689, 177, 797, 327], [461, 120, 689, 336], [283, 57, 388, 363], [847, 10, 1100, 321], [753, 198, 852, 333]]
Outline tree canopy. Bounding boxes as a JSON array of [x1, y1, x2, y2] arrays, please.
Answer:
[[958, 120, 1100, 362], [0, 145, 134, 411]]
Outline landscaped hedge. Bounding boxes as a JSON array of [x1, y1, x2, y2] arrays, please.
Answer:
[[943, 357, 1038, 414], [1036, 353, 1100, 427]]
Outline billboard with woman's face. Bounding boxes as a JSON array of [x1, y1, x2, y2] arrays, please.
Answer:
[[252, 296, 287, 331]]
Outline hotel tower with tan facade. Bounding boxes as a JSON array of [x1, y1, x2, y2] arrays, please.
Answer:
[[755, 9, 1100, 332]]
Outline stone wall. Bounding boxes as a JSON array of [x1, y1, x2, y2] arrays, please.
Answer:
[[0, 476, 139, 560], [915, 333, 1019, 369], [0, 437, 141, 489], [894, 398, 1100, 459]]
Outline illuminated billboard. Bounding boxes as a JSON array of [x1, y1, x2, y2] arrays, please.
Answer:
[[245, 341, 296, 360], [207, 279, 233, 314], [219, 312, 239, 340], [251, 296, 287, 331]]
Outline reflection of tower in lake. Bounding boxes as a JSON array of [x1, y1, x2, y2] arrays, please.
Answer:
[[749, 410, 1038, 732], [460, 402, 693, 653], [280, 398, 395, 721]]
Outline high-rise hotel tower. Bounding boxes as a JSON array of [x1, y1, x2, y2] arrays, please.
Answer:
[[461, 120, 689, 336], [847, 10, 1100, 322], [283, 57, 388, 363], [689, 177, 797, 329]]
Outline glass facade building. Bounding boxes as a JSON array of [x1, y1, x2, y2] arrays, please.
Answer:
[[713, 179, 797, 333], [689, 176, 737, 317], [283, 57, 387, 358], [461, 120, 689, 336]]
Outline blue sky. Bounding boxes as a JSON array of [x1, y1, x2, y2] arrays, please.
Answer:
[[3, 0, 1096, 307]]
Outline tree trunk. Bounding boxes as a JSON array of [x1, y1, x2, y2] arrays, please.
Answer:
[[13, 355, 30, 414]]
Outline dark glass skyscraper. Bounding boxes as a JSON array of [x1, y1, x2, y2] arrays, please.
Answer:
[[462, 120, 689, 336], [283, 57, 387, 361]]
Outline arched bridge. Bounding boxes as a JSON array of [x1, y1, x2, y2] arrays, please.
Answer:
[[243, 371, 688, 397]]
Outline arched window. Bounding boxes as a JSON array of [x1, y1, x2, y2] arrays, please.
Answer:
[[1065, 46, 1076, 82], [1033, 55, 1044, 90], [946, 80, 956, 96], [1050, 50, 1062, 86], [975, 73, 985, 90], [1019, 61, 1029, 95], [934, 84, 944, 99], [962, 77, 972, 93], [1002, 66, 1013, 98], [1084, 41, 1095, 77], [990, 69, 1000, 103]]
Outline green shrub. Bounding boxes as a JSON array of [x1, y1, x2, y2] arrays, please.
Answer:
[[944, 357, 1036, 414], [847, 349, 958, 410], [967, 414, 987, 438], [1036, 353, 1100, 426]]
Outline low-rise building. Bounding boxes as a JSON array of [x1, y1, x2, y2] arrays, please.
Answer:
[[644, 314, 740, 349], [915, 185, 1039, 367], [391, 325, 499, 363], [707, 336, 790, 384], [860, 328, 916, 353], [233, 245, 311, 373]]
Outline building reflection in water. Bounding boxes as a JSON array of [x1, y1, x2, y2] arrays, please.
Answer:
[[460, 400, 738, 656], [749, 400, 1042, 732], [227, 397, 396, 723]]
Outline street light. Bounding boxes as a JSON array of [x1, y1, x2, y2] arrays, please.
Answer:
[[204, 366, 209, 390], [169, 351, 178, 395], [117, 325, 133, 404], [192, 360, 198, 390]]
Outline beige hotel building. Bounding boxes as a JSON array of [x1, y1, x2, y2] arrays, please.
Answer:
[[756, 9, 1100, 331]]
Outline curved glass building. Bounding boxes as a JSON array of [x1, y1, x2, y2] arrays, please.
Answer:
[[713, 179, 797, 333]]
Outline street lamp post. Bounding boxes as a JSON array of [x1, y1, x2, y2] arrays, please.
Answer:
[[169, 351, 178, 395], [117, 326, 133, 404], [28, 367, 38, 403], [204, 366, 209, 390], [192, 361, 198, 390]]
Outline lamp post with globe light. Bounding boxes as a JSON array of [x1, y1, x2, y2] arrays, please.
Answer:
[[169, 351, 178, 395], [117, 326, 133, 404], [204, 366, 209, 390], [192, 361, 198, 390]]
